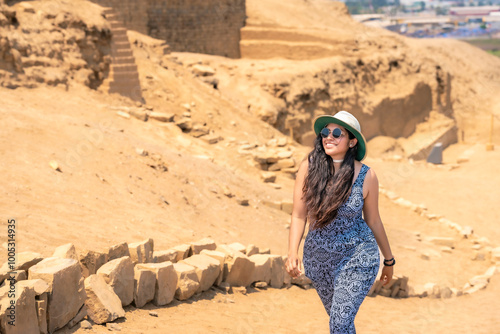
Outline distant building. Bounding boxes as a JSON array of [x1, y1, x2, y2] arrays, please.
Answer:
[[449, 6, 500, 17]]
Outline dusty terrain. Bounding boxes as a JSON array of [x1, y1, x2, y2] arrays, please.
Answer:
[[1, 0, 500, 333]]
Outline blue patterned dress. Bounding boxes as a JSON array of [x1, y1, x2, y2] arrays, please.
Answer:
[[303, 164, 380, 334]]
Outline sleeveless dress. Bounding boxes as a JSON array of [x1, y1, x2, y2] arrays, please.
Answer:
[[303, 164, 380, 334]]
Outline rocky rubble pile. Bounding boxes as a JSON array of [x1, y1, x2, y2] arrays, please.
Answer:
[[0, 1, 111, 89], [0, 238, 310, 333]]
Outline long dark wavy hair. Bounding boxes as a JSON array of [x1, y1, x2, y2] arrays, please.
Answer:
[[303, 129, 358, 230]]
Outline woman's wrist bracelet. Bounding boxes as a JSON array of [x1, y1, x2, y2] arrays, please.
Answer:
[[383, 257, 396, 266]]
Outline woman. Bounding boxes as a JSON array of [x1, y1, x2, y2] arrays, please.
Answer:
[[285, 111, 395, 334]]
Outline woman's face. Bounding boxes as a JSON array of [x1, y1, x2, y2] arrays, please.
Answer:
[[321, 124, 357, 159]]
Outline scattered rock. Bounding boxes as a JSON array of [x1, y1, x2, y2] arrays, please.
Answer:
[[173, 263, 200, 300], [84, 274, 125, 324], [269, 255, 285, 288], [52, 243, 78, 261], [232, 286, 247, 295], [192, 64, 216, 76], [0, 281, 38, 333], [254, 281, 268, 289], [108, 243, 130, 262], [80, 320, 92, 329], [175, 117, 193, 132], [426, 236, 455, 248], [199, 250, 226, 286], [128, 238, 154, 264], [49, 160, 61, 172], [249, 254, 272, 284], [268, 158, 295, 171], [133, 267, 156, 308], [291, 273, 312, 287], [172, 244, 192, 261], [29, 258, 86, 333], [116, 111, 130, 119], [280, 200, 293, 215], [136, 262, 177, 306], [260, 172, 276, 183], [246, 244, 259, 257], [67, 305, 87, 329], [190, 124, 210, 138], [106, 322, 122, 331], [191, 238, 217, 255], [149, 112, 174, 122], [149, 311, 158, 317], [128, 108, 148, 121], [228, 243, 247, 254], [96, 257, 134, 307], [236, 198, 249, 206], [79, 249, 108, 277], [153, 249, 179, 263], [181, 254, 220, 293]]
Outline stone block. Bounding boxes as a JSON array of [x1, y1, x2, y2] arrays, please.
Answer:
[[260, 248, 271, 255], [181, 254, 220, 292], [192, 64, 215, 76], [0, 282, 38, 334], [96, 256, 134, 306], [269, 255, 285, 288], [28, 257, 86, 333], [200, 250, 226, 286], [0, 252, 43, 283], [268, 158, 295, 171], [246, 244, 259, 257], [173, 263, 200, 300], [108, 242, 130, 261], [228, 242, 246, 254], [262, 200, 281, 210], [440, 286, 453, 299], [172, 244, 191, 261], [153, 249, 179, 263], [149, 112, 174, 122], [224, 251, 255, 287], [52, 243, 78, 261], [426, 236, 455, 248], [253, 151, 279, 164], [16, 279, 49, 334], [84, 275, 125, 324], [249, 254, 272, 284], [133, 267, 156, 308], [67, 305, 87, 329], [136, 262, 177, 306], [79, 250, 108, 277], [191, 238, 217, 255], [426, 142, 442, 164], [260, 172, 276, 183], [129, 238, 154, 264], [291, 273, 312, 287], [281, 200, 293, 215]]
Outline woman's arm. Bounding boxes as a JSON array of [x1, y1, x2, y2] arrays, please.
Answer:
[[363, 168, 394, 285], [286, 159, 309, 278]]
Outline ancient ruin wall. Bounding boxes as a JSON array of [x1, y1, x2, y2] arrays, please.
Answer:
[[89, 0, 149, 35], [90, 0, 246, 58]]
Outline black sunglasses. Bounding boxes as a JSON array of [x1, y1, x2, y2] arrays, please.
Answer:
[[320, 127, 343, 139]]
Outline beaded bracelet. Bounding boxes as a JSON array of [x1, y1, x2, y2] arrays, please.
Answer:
[[383, 257, 396, 266]]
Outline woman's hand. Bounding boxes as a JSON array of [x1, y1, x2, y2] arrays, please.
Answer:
[[286, 254, 303, 278], [380, 265, 393, 286]]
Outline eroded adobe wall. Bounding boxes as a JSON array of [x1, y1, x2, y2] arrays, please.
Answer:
[[90, 0, 246, 58]]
